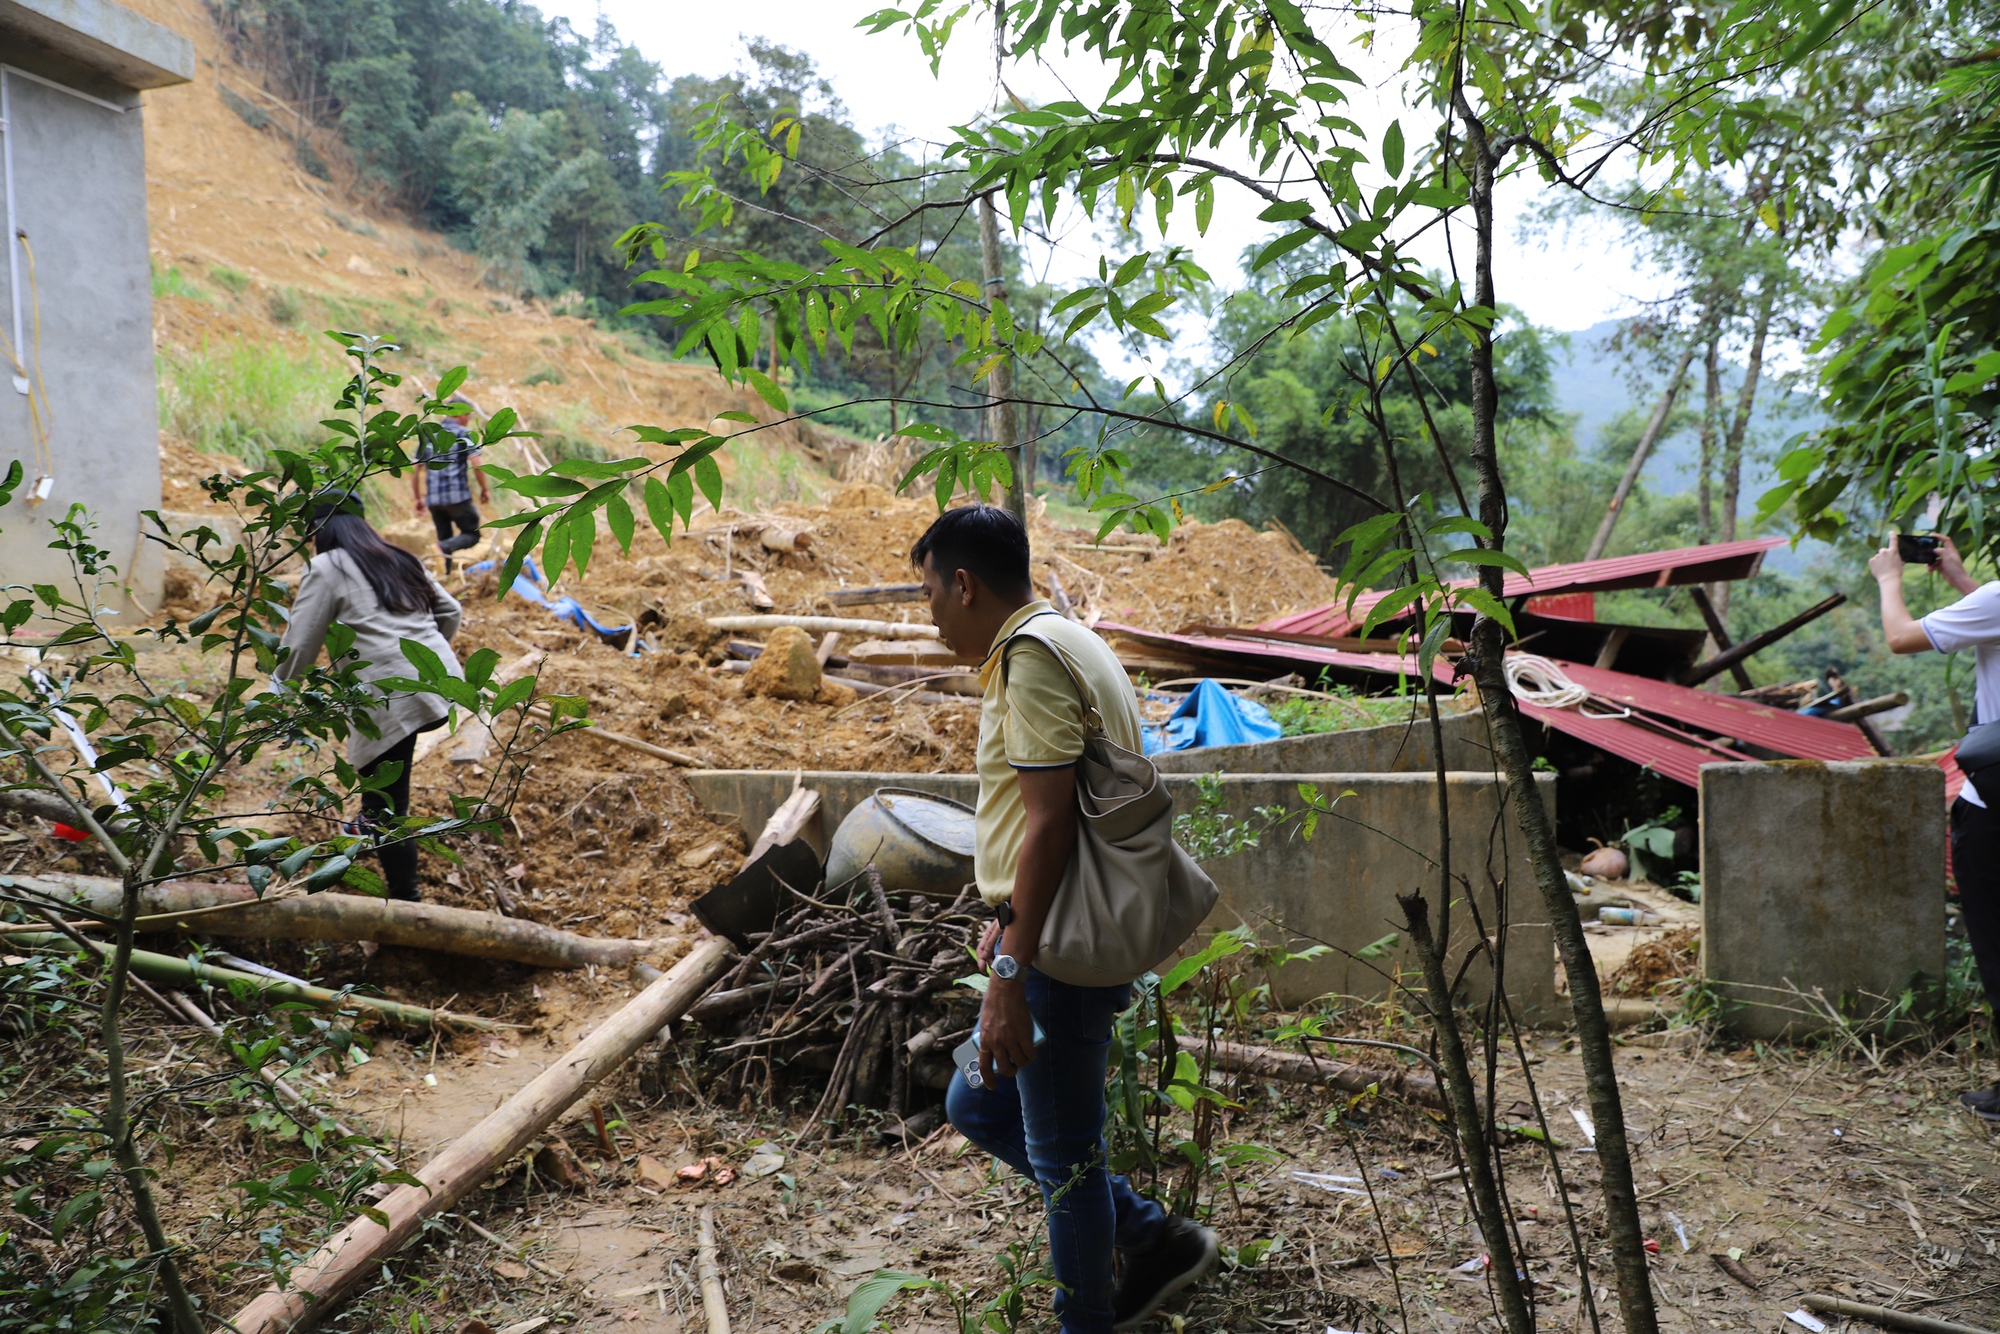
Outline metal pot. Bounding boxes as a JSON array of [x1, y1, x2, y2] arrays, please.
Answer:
[[825, 787, 976, 898]]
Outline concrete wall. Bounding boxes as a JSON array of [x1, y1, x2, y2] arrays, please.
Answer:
[[685, 768, 1558, 1017], [1701, 760, 1946, 1038], [0, 4, 192, 623], [1152, 706, 1489, 776]]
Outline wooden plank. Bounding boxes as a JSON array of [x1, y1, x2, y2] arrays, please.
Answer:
[[1679, 593, 1848, 687]]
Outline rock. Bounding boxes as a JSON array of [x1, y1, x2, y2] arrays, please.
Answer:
[[741, 625, 822, 701], [1579, 846, 1629, 880], [636, 1154, 676, 1189], [814, 678, 858, 707]]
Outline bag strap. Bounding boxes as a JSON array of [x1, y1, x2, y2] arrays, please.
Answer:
[[999, 613, 1106, 737]]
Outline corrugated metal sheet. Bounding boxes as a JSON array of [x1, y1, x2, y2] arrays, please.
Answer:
[[1263, 536, 1787, 637], [1525, 593, 1595, 621], [1097, 622, 1878, 789], [1547, 661, 1877, 763]]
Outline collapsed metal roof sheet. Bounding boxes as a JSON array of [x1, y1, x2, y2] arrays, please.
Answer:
[[1096, 622, 1878, 788], [1260, 536, 1788, 638]]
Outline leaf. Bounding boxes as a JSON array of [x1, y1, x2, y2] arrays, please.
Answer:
[[434, 366, 468, 401], [1382, 120, 1405, 179], [643, 476, 677, 542], [1356, 932, 1400, 959], [1252, 228, 1318, 272], [835, 1271, 934, 1334], [693, 453, 724, 513], [744, 368, 790, 413], [1159, 931, 1248, 995], [606, 490, 636, 555]]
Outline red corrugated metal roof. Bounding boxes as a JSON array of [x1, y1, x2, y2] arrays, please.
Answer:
[[1262, 537, 1787, 637], [1097, 622, 1877, 788], [1546, 661, 1877, 763]]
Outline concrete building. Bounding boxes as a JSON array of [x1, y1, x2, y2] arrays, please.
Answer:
[[0, 0, 192, 620]]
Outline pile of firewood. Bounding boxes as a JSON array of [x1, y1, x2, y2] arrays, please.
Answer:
[[683, 869, 985, 1132]]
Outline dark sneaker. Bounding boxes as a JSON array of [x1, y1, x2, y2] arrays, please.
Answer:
[[1961, 1085, 2000, 1122], [1113, 1216, 1218, 1331]]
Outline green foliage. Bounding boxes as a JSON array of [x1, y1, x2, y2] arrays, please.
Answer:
[[1267, 686, 1419, 737], [1616, 806, 1682, 883], [211, 265, 251, 296], [1172, 772, 1287, 863], [158, 338, 342, 467]]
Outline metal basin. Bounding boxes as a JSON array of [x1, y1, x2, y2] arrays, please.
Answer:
[[825, 787, 976, 898]]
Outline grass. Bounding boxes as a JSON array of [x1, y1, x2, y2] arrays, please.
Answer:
[[211, 266, 251, 296], [158, 337, 344, 468], [728, 438, 827, 508], [1267, 684, 1426, 735], [151, 264, 207, 302]]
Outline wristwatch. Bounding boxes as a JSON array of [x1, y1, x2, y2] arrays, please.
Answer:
[[991, 953, 1021, 981]]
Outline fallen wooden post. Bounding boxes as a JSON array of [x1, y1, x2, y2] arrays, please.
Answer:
[[16, 933, 511, 1032], [1801, 1294, 1996, 1334], [705, 614, 939, 640], [744, 785, 820, 866], [2, 871, 255, 919], [1680, 593, 1848, 687], [1826, 691, 1909, 722], [6, 880, 657, 969], [825, 583, 924, 607], [699, 1205, 731, 1334], [229, 937, 736, 1334], [1206, 1038, 1446, 1109], [1686, 586, 1755, 690]]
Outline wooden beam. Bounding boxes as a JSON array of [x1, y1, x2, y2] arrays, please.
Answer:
[[1686, 586, 1754, 690], [1679, 593, 1848, 688], [1593, 627, 1630, 671], [229, 939, 736, 1334]]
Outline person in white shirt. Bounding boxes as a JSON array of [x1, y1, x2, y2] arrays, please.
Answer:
[[1874, 534, 2000, 1120]]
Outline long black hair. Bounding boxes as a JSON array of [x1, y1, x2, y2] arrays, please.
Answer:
[[313, 511, 433, 615]]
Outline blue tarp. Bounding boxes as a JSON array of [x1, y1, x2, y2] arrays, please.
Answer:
[[465, 556, 641, 648], [1142, 678, 1283, 754]]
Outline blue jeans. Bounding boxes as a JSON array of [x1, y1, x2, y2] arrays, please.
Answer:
[[945, 969, 1167, 1333]]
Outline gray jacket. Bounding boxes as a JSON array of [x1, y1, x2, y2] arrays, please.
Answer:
[[275, 547, 463, 769]]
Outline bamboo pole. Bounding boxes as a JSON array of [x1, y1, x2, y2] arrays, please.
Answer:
[[1800, 1295, 1995, 1334], [526, 703, 704, 766], [705, 615, 939, 640], [16, 933, 512, 1032], [698, 1205, 731, 1334], [230, 937, 736, 1334]]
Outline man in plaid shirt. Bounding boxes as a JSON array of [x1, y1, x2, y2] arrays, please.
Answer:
[[412, 396, 491, 567]]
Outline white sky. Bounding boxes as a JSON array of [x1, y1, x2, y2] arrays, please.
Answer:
[[543, 1, 1673, 370]]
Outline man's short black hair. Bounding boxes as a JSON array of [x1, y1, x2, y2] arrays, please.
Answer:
[[910, 504, 1032, 598]]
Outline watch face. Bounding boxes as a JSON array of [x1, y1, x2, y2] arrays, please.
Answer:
[[993, 954, 1019, 979]]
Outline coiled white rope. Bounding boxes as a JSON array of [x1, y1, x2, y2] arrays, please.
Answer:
[[1503, 654, 1631, 718]]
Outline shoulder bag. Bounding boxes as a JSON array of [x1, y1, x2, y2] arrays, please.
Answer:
[[1001, 617, 1219, 987]]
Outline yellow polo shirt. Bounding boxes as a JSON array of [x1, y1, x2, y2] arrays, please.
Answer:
[[972, 601, 1144, 905]]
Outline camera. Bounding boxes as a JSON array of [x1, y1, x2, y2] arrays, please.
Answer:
[[1898, 533, 1943, 565]]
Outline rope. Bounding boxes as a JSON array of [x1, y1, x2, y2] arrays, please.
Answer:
[[1502, 654, 1631, 719]]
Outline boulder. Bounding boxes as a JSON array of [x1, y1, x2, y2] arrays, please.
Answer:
[[741, 625, 822, 701]]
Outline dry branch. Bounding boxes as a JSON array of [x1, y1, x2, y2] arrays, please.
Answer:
[[1801, 1295, 1995, 1334], [229, 937, 736, 1334], [1206, 1038, 1446, 1109], [527, 702, 704, 766], [698, 1205, 731, 1334]]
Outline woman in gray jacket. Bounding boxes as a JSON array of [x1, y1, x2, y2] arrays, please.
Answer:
[[277, 503, 463, 901]]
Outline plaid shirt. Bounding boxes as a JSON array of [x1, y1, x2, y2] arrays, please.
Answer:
[[419, 422, 482, 508]]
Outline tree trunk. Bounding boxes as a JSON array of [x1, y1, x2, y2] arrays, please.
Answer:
[[1582, 338, 1701, 561], [104, 873, 205, 1334], [1458, 100, 1659, 1334], [1715, 286, 1775, 621], [1697, 334, 1721, 546], [979, 193, 1025, 518]]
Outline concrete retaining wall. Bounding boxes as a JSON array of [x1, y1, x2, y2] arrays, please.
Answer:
[[1151, 706, 1489, 776], [685, 768, 1557, 1016], [1701, 760, 1945, 1038]]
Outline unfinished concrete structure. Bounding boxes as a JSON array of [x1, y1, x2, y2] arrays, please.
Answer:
[[1151, 706, 1489, 775], [1701, 760, 1946, 1038], [0, 0, 192, 620], [687, 768, 1558, 1017]]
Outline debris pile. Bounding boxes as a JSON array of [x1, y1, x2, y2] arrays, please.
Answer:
[[688, 870, 984, 1135]]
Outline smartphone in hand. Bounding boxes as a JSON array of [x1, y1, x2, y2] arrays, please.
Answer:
[[953, 1019, 1047, 1089]]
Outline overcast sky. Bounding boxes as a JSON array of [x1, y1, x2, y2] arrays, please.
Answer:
[[540, 1, 1673, 374]]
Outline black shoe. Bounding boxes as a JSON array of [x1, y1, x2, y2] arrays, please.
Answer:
[[1113, 1216, 1218, 1331], [1961, 1085, 2000, 1122]]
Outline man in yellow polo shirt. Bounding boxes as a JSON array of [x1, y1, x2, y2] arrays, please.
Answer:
[[915, 504, 1216, 1333]]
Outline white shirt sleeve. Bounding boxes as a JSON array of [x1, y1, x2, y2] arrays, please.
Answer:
[[1922, 583, 2000, 653]]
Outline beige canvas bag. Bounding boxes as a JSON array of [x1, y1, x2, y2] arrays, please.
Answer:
[[1002, 619, 1219, 988]]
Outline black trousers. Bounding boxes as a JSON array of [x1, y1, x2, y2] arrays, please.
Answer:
[[430, 501, 482, 554], [1950, 796, 2000, 1011], [361, 732, 421, 901]]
